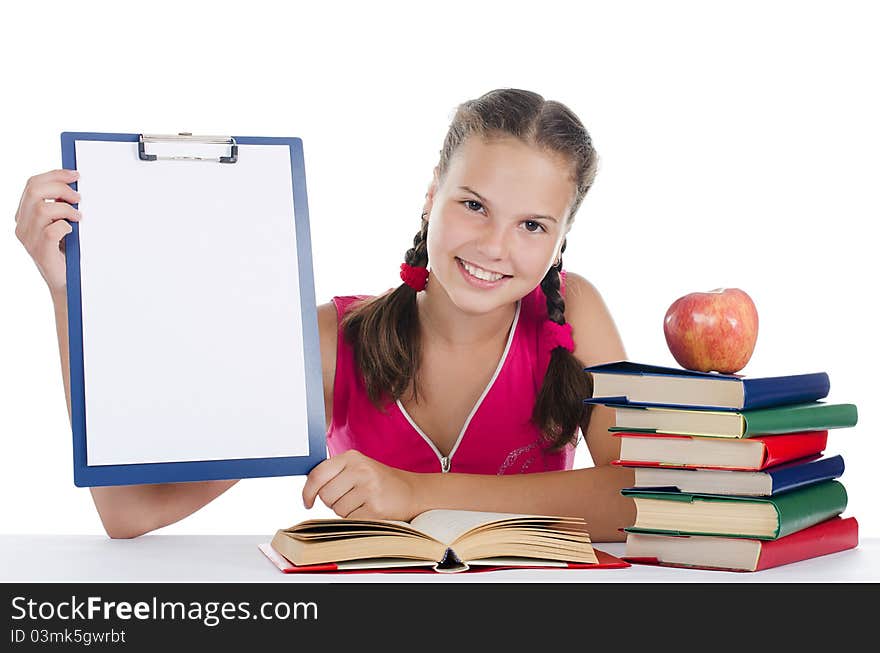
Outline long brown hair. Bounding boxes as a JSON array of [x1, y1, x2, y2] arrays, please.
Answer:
[[341, 88, 599, 450]]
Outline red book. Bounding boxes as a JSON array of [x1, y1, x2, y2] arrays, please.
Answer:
[[623, 516, 858, 572], [612, 430, 829, 471]]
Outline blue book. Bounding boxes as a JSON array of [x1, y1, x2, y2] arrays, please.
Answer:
[[622, 454, 845, 497], [584, 360, 830, 411]]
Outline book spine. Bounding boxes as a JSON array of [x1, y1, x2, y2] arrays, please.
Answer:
[[744, 403, 859, 436], [756, 517, 858, 570], [771, 480, 848, 538], [741, 373, 830, 410], [768, 455, 844, 494]]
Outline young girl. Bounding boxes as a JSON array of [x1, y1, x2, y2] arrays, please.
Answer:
[[15, 88, 635, 541]]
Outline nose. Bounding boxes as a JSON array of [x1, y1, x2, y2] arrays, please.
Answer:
[[475, 220, 510, 261]]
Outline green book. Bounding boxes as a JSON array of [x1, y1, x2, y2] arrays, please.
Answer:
[[622, 480, 848, 540], [608, 401, 858, 439]]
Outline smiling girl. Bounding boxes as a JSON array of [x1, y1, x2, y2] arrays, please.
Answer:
[[15, 88, 635, 541]]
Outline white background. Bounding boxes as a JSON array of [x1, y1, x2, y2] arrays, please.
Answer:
[[1, 1, 877, 537]]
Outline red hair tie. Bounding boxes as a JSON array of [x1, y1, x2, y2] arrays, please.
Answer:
[[400, 262, 429, 291], [541, 320, 574, 353]]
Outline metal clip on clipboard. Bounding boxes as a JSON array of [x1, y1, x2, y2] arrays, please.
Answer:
[[138, 132, 239, 163]]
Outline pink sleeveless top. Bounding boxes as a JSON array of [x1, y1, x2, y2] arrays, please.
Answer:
[[327, 276, 576, 475]]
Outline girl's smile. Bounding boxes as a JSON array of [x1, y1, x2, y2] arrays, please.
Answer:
[[455, 256, 512, 288]]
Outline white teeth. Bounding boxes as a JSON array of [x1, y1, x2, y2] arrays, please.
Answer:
[[460, 259, 504, 282]]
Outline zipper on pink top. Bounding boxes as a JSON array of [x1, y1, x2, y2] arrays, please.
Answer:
[[396, 301, 521, 473]]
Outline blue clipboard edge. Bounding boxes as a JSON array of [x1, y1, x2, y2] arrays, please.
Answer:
[[60, 131, 328, 486]]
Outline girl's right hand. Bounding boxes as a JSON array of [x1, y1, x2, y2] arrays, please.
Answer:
[[14, 169, 82, 294]]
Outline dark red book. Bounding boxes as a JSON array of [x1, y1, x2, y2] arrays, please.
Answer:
[[612, 430, 829, 471]]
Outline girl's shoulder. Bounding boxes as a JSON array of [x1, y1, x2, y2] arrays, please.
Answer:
[[317, 294, 379, 427], [560, 270, 598, 306], [557, 270, 608, 324], [331, 294, 373, 318], [558, 271, 627, 367], [320, 294, 374, 351]]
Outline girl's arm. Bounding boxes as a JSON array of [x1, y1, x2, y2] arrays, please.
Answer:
[[307, 431, 634, 542], [412, 459, 633, 542], [51, 288, 238, 539]]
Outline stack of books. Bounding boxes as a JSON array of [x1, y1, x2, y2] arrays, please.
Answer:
[[584, 361, 860, 572]]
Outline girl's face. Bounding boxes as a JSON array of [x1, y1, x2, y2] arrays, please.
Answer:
[[424, 135, 575, 316]]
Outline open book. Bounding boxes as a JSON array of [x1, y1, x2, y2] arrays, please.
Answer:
[[263, 509, 628, 573]]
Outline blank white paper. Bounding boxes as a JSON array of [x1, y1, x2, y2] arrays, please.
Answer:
[[75, 139, 311, 465]]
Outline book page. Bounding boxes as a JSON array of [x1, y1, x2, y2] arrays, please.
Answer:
[[409, 510, 556, 545], [289, 518, 427, 540]]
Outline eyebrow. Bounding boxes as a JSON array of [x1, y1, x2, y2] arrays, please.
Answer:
[[458, 186, 559, 223]]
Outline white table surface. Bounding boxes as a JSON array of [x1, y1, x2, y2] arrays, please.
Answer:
[[1, 535, 876, 583]]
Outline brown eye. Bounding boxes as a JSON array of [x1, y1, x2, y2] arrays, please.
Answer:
[[523, 220, 545, 233]]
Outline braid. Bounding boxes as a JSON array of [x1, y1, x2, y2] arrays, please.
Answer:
[[541, 237, 567, 324], [541, 260, 565, 325], [532, 239, 594, 450], [405, 212, 430, 268], [341, 210, 431, 410]]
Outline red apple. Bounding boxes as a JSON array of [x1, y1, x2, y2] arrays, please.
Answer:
[[663, 288, 759, 374]]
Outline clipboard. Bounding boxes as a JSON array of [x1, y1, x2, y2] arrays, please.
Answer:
[[60, 131, 327, 486]]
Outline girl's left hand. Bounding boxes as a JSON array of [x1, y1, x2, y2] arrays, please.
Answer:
[[302, 450, 423, 521]]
